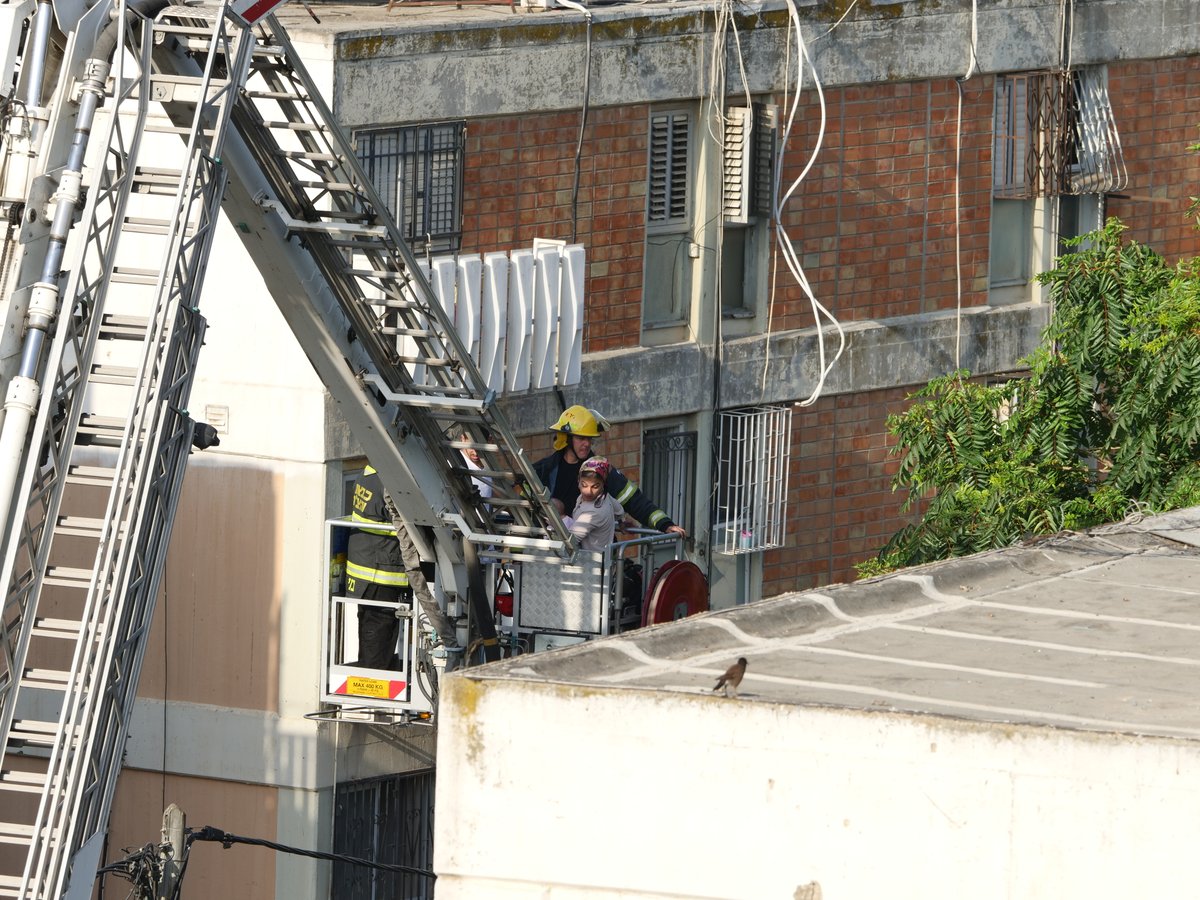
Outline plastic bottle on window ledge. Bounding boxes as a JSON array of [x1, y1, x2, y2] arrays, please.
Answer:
[[739, 528, 754, 550]]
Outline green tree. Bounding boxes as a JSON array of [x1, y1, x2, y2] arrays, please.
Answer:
[[860, 218, 1200, 577]]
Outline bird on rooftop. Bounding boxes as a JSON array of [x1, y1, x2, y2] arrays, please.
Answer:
[[713, 657, 748, 697]]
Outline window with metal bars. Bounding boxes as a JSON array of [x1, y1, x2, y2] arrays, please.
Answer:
[[355, 122, 465, 254], [331, 770, 435, 900], [713, 406, 791, 555], [993, 69, 1125, 200], [642, 427, 697, 536]]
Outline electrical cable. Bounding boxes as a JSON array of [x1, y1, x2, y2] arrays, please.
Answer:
[[811, 0, 859, 42], [772, 0, 843, 407], [953, 80, 965, 371], [561, 0, 593, 243], [188, 825, 437, 879], [953, 0, 982, 373]]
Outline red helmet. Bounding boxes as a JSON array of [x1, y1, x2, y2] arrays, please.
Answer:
[[579, 456, 611, 484]]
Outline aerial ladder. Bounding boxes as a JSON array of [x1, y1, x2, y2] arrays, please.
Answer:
[[0, 0, 571, 897]]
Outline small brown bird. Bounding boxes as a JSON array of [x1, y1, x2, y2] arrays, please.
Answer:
[[713, 657, 748, 697]]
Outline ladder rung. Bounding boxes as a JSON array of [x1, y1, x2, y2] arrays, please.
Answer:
[[379, 298, 423, 310], [144, 122, 218, 137], [20, 668, 70, 690], [0, 873, 23, 897], [77, 415, 126, 437], [89, 364, 137, 386], [132, 167, 183, 184], [0, 768, 47, 793], [66, 465, 115, 486], [122, 217, 172, 236], [31, 616, 86, 639], [244, 89, 310, 102], [146, 72, 229, 87], [0, 821, 34, 844], [277, 149, 339, 162], [296, 180, 357, 192], [8, 718, 60, 748], [54, 515, 105, 538], [42, 567, 93, 590], [99, 314, 149, 339], [349, 268, 408, 279], [171, 32, 285, 57], [378, 327, 437, 339], [395, 355, 452, 368], [110, 267, 160, 285], [261, 120, 323, 131], [399, 383, 473, 397]]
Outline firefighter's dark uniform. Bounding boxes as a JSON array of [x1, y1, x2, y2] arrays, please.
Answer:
[[533, 449, 679, 532], [346, 466, 411, 670]]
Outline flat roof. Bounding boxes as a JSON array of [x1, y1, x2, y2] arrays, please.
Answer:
[[467, 507, 1200, 741]]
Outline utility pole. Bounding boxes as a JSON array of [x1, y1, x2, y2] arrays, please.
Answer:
[[157, 804, 186, 900]]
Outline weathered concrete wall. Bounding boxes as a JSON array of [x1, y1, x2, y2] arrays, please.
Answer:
[[435, 672, 1200, 899], [498, 302, 1046, 433], [276, 0, 1200, 126]]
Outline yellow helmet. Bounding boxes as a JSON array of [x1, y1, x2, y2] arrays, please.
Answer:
[[550, 405, 610, 450]]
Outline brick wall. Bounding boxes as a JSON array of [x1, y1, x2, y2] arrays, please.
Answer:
[[1106, 56, 1200, 261], [475, 57, 1200, 600], [763, 385, 913, 594], [461, 106, 648, 354], [767, 78, 993, 330]]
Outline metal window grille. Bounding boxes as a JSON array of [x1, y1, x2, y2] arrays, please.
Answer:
[[332, 770, 436, 900], [355, 122, 464, 253], [993, 68, 1125, 200], [993, 74, 1034, 198], [647, 111, 690, 225], [713, 406, 791, 555], [642, 428, 697, 536]]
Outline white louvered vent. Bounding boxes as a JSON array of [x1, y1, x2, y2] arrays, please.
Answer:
[[723, 103, 778, 224]]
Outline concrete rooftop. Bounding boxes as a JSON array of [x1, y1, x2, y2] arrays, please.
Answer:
[[469, 507, 1200, 742]]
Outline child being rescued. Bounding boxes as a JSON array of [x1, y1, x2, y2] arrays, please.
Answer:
[[563, 456, 626, 551]]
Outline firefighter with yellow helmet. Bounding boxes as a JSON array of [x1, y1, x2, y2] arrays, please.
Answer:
[[533, 405, 687, 537]]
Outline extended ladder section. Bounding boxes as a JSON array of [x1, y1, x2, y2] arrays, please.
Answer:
[[158, 10, 572, 559], [0, 2, 572, 897], [0, 9, 252, 899]]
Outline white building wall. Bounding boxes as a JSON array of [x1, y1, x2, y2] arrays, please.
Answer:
[[435, 676, 1200, 900]]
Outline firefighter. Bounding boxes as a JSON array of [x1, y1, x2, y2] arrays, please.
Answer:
[[346, 465, 411, 670], [533, 406, 687, 538]]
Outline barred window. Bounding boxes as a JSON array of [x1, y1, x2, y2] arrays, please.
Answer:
[[355, 122, 465, 253], [642, 427, 697, 536], [332, 770, 435, 900]]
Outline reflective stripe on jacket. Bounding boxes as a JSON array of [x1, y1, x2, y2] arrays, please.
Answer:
[[346, 466, 408, 588]]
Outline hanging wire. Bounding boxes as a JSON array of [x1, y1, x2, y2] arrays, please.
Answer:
[[772, 0, 843, 407]]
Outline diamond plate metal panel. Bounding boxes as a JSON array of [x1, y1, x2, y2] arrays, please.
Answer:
[[518, 552, 607, 633]]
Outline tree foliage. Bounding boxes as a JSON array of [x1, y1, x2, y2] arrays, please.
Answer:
[[860, 218, 1200, 576]]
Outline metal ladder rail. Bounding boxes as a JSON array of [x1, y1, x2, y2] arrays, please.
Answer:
[[0, 1, 161, 815], [0, 9, 162, 895], [221, 18, 571, 555], [21, 14, 252, 900], [0, 9, 251, 899], [0, 1, 158, 763], [227, 58, 555, 547]]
